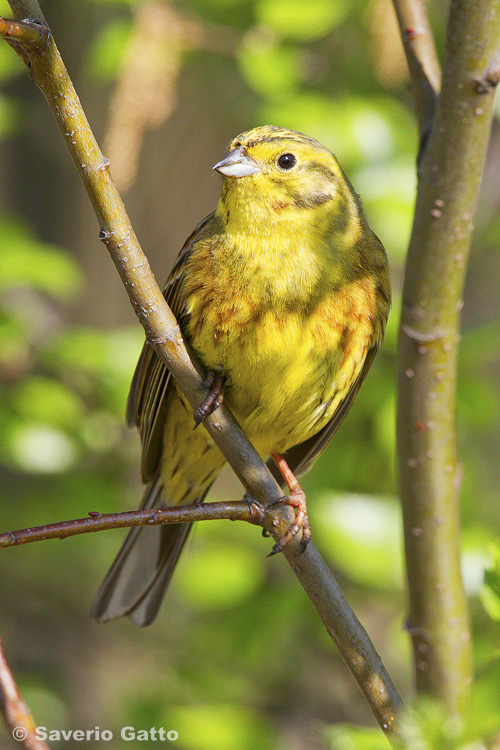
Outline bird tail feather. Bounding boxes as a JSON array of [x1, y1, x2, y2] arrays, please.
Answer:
[[91, 477, 193, 626]]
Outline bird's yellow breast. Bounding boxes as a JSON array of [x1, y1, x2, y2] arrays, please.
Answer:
[[183, 234, 381, 455]]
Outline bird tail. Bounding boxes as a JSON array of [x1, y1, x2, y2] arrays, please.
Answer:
[[90, 477, 205, 627]]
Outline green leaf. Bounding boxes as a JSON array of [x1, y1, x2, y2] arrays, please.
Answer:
[[256, 0, 349, 40], [0, 308, 28, 362], [468, 656, 500, 737], [89, 0, 139, 5], [0, 214, 82, 300], [84, 18, 132, 81], [399, 698, 463, 750], [0, 94, 20, 138], [164, 704, 274, 750], [17, 681, 67, 733], [458, 376, 500, 429], [262, 93, 416, 167], [0, 42, 25, 83], [10, 375, 84, 431], [326, 723, 389, 749], [8, 423, 77, 473], [44, 326, 141, 379], [480, 539, 500, 620], [43, 326, 142, 414], [176, 540, 265, 609], [354, 158, 416, 260], [238, 34, 300, 97], [311, 493, 403, 588]]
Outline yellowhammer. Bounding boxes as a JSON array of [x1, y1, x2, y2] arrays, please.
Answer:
[[92, 126, 391, 626]]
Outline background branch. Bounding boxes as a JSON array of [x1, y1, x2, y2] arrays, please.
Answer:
[[396, 0, 500, 717], [0, 638, 49, 750], [2, 1, 404, 737], [391, 0, 441, 141]]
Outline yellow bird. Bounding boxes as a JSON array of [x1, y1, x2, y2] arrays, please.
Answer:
[[92, 126, 391, 626]]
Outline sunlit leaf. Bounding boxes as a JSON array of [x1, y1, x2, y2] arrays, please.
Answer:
[[398, 697, 483, 750], [354, 158, 416, 259], [256, 0, 349, 40], [176, 540, 265, 608], [84, 18, 132, 81], [0, 309, 29, 367], [262, 93, 416, 167], [10, 375, 84, 430], [480, 540, 500, 620], [239, 32, 299, 97], [44, 326, 141, 377], [165, 704, 273, 750], [9, 424, 77, 473], [468, 655, 500, 737], [311, 493, 403, 588], [0, 42, 25, 83], [326, 723, 388, 749]]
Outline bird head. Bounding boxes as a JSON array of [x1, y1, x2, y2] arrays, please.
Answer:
[[213, 126, 361, 234]]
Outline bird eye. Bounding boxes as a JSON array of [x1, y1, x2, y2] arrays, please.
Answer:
[[277, 153, 296, 170]]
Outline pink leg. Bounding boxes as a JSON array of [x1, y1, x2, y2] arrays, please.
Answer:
[[268, 453, 312, 556]]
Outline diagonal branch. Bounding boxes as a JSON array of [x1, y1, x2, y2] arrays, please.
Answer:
[[396, 0, 500, 718], [3, 1, 404, 738], [391, 0, 440, 145], [1, 6, 279, 513], [0, 638, 50, 750]]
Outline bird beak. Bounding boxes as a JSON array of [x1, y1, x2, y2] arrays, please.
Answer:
[[213, 146, 261, 178]]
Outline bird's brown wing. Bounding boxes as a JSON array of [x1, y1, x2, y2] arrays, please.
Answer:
[[126, 212, 215, 482], [267, 345, 379, 485]]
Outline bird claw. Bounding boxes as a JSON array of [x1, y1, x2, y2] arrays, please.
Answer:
[[193, 371, 226, 427], [266, 452, 312, 556], [266, 490, 311, 556]]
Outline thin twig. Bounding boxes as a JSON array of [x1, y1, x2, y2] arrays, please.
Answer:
[[0, 501, 263, 548], [0, 16, 48, 46], [0, 638, 50, 750], [3, 2, 404, 738], [0, 507, 402, 736], [391, 0, 441, 144], [396, 0, 500, 717]]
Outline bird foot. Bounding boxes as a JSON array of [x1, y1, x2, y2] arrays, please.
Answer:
[[267, 488, 311, 556], [193, 371, 226, 427], [267, 453, 312, 556]]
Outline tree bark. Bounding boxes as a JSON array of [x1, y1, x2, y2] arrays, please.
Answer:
[[396, 0, 500, 716]]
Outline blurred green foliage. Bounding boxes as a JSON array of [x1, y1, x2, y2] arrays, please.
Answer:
[[480, 540, 500, 622], [0, 0, 499, 748]]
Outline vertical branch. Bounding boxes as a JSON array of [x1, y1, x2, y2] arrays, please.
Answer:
[[397, 0, 500, 716]]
